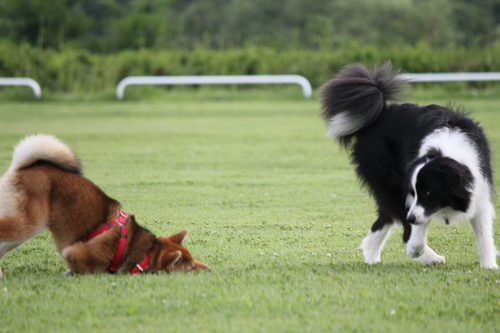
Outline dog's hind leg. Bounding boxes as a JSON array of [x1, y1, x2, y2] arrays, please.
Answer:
[[405, 222, 445, 265], [470, 208, 498, 269], [0, 215, 45, 278], [361, 215, 395, 264], [0, 215, 45, 242], [0, 241, 24, 278]]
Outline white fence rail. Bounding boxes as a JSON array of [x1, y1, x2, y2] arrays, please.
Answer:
[[0, 78, 42, 98], [400, 72, 500, 82], [5, 73, 500, 101], [116, 75, 313, 99]]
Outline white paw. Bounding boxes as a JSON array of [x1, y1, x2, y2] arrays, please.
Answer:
[[480, 263, 499, 269], [418, 252, 445, 265], [362, 247, 381, 264], [364, 257, 380, 265], [361, 239, 381, 264]]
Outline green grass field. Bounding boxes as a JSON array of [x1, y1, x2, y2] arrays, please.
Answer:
[[1, 92, 500, 332]]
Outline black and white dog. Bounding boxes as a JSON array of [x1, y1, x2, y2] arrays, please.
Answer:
[[320, 61, 498, 268]]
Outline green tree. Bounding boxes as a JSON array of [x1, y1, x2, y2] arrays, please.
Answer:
[[0, 0, 73, 48]]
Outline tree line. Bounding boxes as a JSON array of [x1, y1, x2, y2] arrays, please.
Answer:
[[0, 0, 499, 52]]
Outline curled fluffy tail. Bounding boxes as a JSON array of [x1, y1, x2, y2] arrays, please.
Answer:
[[9, 134, 82, 174], [320, 61, 406, 148]]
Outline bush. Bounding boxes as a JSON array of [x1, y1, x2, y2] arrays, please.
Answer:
[[2, 41, 500, 95]]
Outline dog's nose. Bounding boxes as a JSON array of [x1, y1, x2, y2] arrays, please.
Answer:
[[407, 214, 416, 224]]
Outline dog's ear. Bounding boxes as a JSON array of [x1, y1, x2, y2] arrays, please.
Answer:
[[127, 214, 138, 227], [448, 188, 470, 212], [164, 250, 182, 272], [438, 159, 473, 212], [168, 230, 188, 245]]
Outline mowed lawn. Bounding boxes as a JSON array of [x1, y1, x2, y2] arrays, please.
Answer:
[[1, 95, 500, 332]]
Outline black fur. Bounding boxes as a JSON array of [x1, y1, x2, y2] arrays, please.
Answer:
[[320, 61, 492, 243], [320, 61, 406, 148], [25, 160, 83, 176], [414, 157, 474, 215]]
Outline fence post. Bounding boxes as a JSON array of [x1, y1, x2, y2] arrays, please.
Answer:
[[0, 78, 42, 98]]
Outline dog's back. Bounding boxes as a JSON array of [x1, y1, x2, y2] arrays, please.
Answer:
[[22, 163, 120, 249]]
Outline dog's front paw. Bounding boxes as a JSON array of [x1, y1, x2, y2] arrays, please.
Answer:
[[361, 236, 382, 264], [480, 263, 499, 269], [419, 252, 445, 265], [364, 257, 381, 265]]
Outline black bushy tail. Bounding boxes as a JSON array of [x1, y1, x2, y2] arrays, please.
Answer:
[[319, 61, 406, 148]]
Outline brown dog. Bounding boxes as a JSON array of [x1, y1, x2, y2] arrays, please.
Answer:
[[0, 134, 209, 277]]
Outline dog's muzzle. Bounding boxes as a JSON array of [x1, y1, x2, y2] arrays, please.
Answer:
[[406, 214, 416, 224]]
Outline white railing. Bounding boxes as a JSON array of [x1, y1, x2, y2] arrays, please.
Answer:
[[116, 75, 313, 99], [3, 72, 500, 101], [0, 78, 42, 98], [400, 72, 500, 82]]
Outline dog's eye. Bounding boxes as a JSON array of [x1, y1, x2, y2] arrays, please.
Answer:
[[422, 191, 430, 197]]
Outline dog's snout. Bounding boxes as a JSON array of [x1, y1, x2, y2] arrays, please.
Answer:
[[406, 214, 416, 224]]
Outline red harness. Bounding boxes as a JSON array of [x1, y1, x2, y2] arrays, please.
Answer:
[[82, 211, 150, 274]]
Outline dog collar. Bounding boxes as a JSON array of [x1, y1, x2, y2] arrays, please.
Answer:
[[82, 211, 129, 273], [129, 252, 151, 274]]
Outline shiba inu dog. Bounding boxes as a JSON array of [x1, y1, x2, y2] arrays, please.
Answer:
[[0, 134, 209, 276]]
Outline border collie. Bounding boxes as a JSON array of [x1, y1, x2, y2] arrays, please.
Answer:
[[320, 61, 498, 268]]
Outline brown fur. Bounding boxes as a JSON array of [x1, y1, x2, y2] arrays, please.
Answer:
[[0, 135, 209, 277]]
